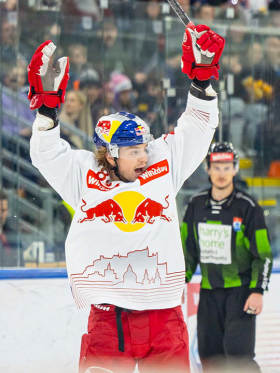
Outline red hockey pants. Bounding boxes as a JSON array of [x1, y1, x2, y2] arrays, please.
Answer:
[[79, 304, 190, 373]]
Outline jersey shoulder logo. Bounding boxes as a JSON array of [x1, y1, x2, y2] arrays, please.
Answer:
[[233, 217, 242, 232], [138, 159, 169, 185]]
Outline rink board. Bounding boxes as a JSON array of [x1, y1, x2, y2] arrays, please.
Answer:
[[0, 270, 280, 373]]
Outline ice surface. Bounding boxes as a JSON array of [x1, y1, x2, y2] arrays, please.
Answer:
[[0, 278, 87, 373], [1, 274, 280, 373]]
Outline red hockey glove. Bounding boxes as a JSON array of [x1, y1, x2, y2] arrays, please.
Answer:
[[181, 24, 225, 81], [28, 40, 69, 110]]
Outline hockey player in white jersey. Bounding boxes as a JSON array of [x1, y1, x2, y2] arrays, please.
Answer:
[[28, 24, 224, 373]]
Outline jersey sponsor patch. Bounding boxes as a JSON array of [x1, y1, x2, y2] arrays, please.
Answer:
[[87, 169, 120, 191], [233, 217, 242, 232], [138, 159, 169, 185], [210, 152, 234, 162], [198, 223, 232, 264]]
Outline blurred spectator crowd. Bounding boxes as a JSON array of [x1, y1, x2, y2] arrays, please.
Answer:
[[1, 0, 280, 266], [2, 0, 280, 169], [1, 1, 280, 161]]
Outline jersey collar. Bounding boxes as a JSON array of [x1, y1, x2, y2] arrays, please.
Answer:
[[206, 187, 237, 209]]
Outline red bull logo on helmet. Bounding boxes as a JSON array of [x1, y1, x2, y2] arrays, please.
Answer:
[[79, 191, 171, 232], [95, 118, 122, 144], [96, 120, 111, 136], [135, 124, 146, 136]]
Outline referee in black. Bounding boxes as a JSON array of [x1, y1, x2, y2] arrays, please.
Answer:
[[181, 142, 273, 373]]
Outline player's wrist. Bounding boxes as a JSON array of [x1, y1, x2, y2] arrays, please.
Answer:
[[190, 79, 217, 101], [193, 78, 210, 89], [38, 105, 59, 128]]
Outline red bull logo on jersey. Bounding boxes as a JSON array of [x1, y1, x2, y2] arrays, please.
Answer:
[[87, 169, 120, 191], [138, 160, 169, 185], [132, 195, 170, 224], [79, 198, 127, 224], [233, 217, 242, 232], [79, 191, 172, 232]]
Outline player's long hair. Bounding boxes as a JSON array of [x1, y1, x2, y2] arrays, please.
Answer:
[[94, 146, 113, 175]]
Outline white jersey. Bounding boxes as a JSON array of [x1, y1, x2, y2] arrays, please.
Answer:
[[30, 93, 218, 311]]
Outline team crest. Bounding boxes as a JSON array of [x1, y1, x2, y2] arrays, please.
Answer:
[[233, 217, 242, 232], [96, 120, 111, 136]]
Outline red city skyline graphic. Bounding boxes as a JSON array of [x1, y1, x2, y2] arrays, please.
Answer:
[[70, 247, 172, 285], [70, 247, 185, 309], [70, 248, 184, 288], [81, 262, 163, 287]]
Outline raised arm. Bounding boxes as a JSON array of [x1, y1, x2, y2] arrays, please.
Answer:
[[161, 24, 225, 192], [28, 40, 86, 209]]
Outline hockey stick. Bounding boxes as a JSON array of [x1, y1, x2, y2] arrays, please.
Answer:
[[165, 0, 193, 26]]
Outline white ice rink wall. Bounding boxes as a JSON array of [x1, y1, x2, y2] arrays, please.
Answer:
[[1, 269, 280, 373]]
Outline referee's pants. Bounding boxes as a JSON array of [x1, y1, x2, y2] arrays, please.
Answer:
[[197, 286, 261, 373]]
